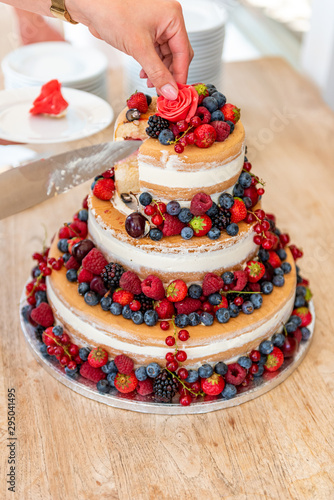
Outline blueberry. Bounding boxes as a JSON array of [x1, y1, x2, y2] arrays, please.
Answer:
[[97, 379, 110, 393], [198, 364, 213, 378], [126, 108, 141, 121], [222, 271, 234, 284], [57, 238, 68, 253], [175, 314, 189, 328], [31, 265, 41, 278], [202, 96, 219, 113], [274, 228, 281, 236], [131, 310, 144, 325], [188, 284, 202, 299], [178, 208, 193, 223], [34, 325, 45, 342], [122, 304, 132, 319], [273, 275, 285, 287], [78, 209, 88, 222], [250, 294, 263, 309], [226, 121, 235, 133], [215, 362, 228, 376], [186, 370, 199, 383], [135, 366, 147, 381], [139, 192, 153, 206], [297, 275, 303, 284], [110, 302, 122, 315], [102, 360, 118, 374], [149, 228, 163, 241], [239, 171, 252, 188], [290, 315, 302, 327], [188, 312, 200, 326], [100, 296, 112, 311], [181, 227, 194, 240], [296, 265, 300, 274], [219, 192, 234, 210], [206, 202, 219, 217], [253, 364, 264, 377], [211, 110, 224, 121], [35, 290, 48, 306], [243, 197, 252, 209], [233, 183, 244, 198], [62, 252, 71, 263], [21, 305, 33, 323], [242, 301, 254, 314], [277, 248, 287, 261], [200, 312, 214, 326], [274, 267, 284, 276], [301, 327, 311, 341], [146, 362, 161, 378], [107, 372, 117, 387], [166, 200, 181, 216], [52, 325, 63, 336], [144, 309, 159, 326], [159, 128, 175, 145], [65, 365, 78, 377], [211, 91, 226, 107], [272, 332, 285, 348], [40, 344, 50, 358], [78, 282, 90, 295], [296, 285, 306, 297], [258, 248, 269, 262], [79, 347, 91, 361], [221, 383, 237, 399], [207, 85, 217, 96], [84, 290, 99, 306], [228, 303, 240, 318], [286, 321, 297, 334], [261, 281, 273, 294], [259, 340, 274, 355], [216, 308, 230, 323], [226, 223, 239, 236], [145, 94, 152, 106], [208, 293, 222, 305], [281, 262, 292, 274], [238, 356, 252, 370], [258, 354, 268, 366], [208, 227, 221, 240], [66, 269, 78, 282]]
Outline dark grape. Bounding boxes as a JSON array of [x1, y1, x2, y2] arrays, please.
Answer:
[[90, 276, 108, 296], [125, 212, 148, 238], [72, 239, 95, 262]]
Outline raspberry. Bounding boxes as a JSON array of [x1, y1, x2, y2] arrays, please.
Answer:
[[248, 283, 261, 292], [80, 361, 106, 383], [225, 363, 247, 385], [195, 106, 211, 124], [194, 124, 216, 148], [30, 303, 54, 327], [190, 192, 213, 216], [137, 378, 154, 396], [82, 248, 108, 275], [119, 271, 142, 294], [65, 255, 80, 271], [114, 354, 134, 375], [232, 270, 248, 291], [175, 297, 201, 315], [141, 275, 165, 300], [69, 220, 88, 238], [202, 273, 224, 296], [210, 121, 230, 142], [77, 268, 94, 283], [230, 199, 247, 223], [127, 91, 148, 113], [93, 178, 115, 201], [58, 226, 70, 239], [155, 298, 175, 319], [162, 213, 185, 237]]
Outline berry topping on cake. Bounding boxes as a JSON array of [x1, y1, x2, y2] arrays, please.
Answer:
[[82, 248, 108, 275], [292, 307, 312, 327], [195, 106, 211, 124], [155, 298, 175, 319], [137, 378, 154, 396], [194, 124, 216, 148], [146, 115, 170, 138], [31, 302, 54, 327], [114, 371, 138, 393], [201, 373, 225, 395], [141, 275, 165, 300], [210, 121, 231, 142], [80, 361, 106, 383], [202, 273, 224, 296], [225, 363, 247, 385], [65, 255, 80, 271], [112, 289, 134, 306], [114, 354, 134, 374], [119, 271, 142, 295], [175, 297, 202, 315], [264, 347, 284, 372], [77, 268, 94, 283], [245, 260, 266, 283], [192, 83, 209, 104], [230, 199, 247, 223], [101, 262, 125, 289], [221, 103, 240, 124], [166, 279, 188, 302], [232, 270, 248, 291], [126, 91, 148, 113], [125, 212, 149, 238], [153, 369, 178, 402], [93, 178, 115, 201], [162, 213, 185, 237], [267, 251, 282, 269], [189, 214, 212, 236], [190, 192, 213, 216], [88, 347, 108, 368]]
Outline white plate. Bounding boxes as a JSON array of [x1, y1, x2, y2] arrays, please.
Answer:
[[181, 0, 227, 34], [0, 87, 113, 144]]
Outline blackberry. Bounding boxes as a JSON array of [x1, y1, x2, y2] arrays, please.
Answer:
[[153, 369, 179, 402], [134, 293, 154, 313], [101, 263, 125, 290], [146, 115, 170, 138], [210, 207, 231, 230]]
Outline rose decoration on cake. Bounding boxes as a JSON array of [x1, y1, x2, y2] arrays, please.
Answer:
[[156, 83, 198, 123]]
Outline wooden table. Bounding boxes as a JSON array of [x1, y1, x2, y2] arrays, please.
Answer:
[[1, 58, 334, 500]]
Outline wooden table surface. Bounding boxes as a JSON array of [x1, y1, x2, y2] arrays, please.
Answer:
[[1, 58, 334, 500]]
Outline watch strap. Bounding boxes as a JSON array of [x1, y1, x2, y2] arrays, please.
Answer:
[[50, 0, 78, 24]]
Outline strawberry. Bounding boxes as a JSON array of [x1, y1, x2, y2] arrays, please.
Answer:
[[114, 354, 134, 375], [82, 248, 108, 275], [230, 199, 247, 223], [201, 373, 225, 395], [162, 213, 185, 237], [58, 226, 71, 239], [77, 268, 94, 283], [137, 378, 154, 396], [88, 347, 108, 368], [267, 251, 282, 269], [190, 192, 213, 216], [155, 298, 175, 319], [210, 121, 230, 142], [166, 279, 188, 302], [112, 289, 134, 306], [221, 103, 240, 124], [31, 303, 54, 328], [192, 83, 209, 104], [194, 124, 216, 148], [245, 260, 265, 283], [114, 371, 138, 393], [225, 363, 247, 385], [175, 297, 202, 315], [189, 214, 212, 236], [126, 91, 148, 113], [68, 237, 82, 254], [119, 271, 142, 294], [213, 295, 228, 313], [202, 273, 224, 296], [292, 307, 312, 327], [264, 347, 284, 372], [232, 270, 248, 291], [93, 178, 115, 201], [141, 275, 165, 300], [65, 255, 80, 271], [80, 361, 106, 383]]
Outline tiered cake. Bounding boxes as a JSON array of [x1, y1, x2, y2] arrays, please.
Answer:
[[23, 83, 313, 405]]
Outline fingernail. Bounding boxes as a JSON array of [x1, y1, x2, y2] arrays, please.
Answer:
[[161, 84, 178, 100]]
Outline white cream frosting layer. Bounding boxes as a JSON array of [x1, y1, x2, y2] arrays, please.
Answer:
[[88, 208, 258, 275], [47, 277, 296, 365]]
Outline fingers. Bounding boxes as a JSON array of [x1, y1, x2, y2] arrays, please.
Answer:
[[167, 31, 193, 85]]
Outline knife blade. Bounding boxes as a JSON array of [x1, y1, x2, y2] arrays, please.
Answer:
[[0, 140, 142, 220]]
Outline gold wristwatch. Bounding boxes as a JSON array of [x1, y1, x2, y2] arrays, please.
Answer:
[[50, 0, 78, 24]]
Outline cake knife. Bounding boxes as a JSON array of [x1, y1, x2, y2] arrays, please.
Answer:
[[0, 140, 142, 220]]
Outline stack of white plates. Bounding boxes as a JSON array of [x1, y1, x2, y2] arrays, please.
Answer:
[[1, 42, 108, 100], [124, 0, 227, 95]]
